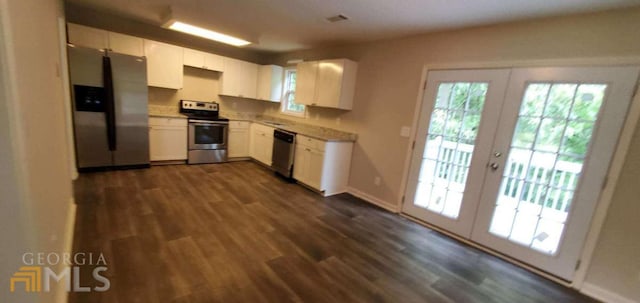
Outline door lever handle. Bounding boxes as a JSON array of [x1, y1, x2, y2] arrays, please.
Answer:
[[489, 162, 500, 170]]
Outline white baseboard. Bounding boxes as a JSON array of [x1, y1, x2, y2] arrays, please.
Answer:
[[55, 198, 76, 303], [346, 187, 400, 213], [581, 282, 638, 303], [64, 198, 76, 254]]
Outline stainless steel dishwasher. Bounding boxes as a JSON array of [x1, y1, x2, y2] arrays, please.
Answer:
[[272, 129, 296, 178]]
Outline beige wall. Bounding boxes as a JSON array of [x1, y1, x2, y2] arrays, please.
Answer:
[[269, 7, 640, 301], [0, 0, 74, 302], [149, 66, 268, 114], [149, 67, 221, 107], [586, 120, 640, 301]]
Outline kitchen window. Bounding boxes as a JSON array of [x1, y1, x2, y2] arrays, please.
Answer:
[[281, 68, 305, 116]]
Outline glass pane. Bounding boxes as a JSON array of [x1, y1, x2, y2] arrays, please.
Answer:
[[285, 70, 305, 113], [512, 117, 539, 149], [571, 85, 606, 121], [194, 125, 224, 145], [413, 82, 488, 219], [488, 82, 606, 255], [520, 83, 549, 117]]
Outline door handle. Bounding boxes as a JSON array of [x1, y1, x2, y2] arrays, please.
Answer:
[[489, 162, 500, 170]]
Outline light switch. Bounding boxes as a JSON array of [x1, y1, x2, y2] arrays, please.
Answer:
[[400, 126, 411, 137]]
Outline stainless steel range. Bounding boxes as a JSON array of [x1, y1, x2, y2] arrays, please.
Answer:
[[180, 100, 229, 164]]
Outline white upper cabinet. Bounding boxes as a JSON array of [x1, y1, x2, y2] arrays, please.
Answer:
[[295, 61, 318, 106], [256, 65, 284, 102], [144, 39, 184, 89], [67, 23, 108, 50], [67, 23, 144, 57], [107, 32, 144, 57], [220, 57, 258, 99], [295, 59, 358, 110], [183, 48, 224, 72]]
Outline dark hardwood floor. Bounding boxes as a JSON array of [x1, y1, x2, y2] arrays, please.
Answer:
[[69, 161, 596, 303]]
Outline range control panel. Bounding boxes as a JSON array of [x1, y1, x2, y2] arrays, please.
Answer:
[[180, 100, 218, 112]]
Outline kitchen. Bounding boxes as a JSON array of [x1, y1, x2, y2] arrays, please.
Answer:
[[67, 21, 357, 196], [2, 1, 640, 303]]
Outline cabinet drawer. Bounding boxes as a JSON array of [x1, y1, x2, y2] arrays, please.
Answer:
[[251, 123, 275, 135], [229, 121, 250, 129], [149, 117, 187, 127], [296, 135, 325, 151]]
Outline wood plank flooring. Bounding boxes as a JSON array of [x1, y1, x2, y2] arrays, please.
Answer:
[[69, 161, 596, 303]]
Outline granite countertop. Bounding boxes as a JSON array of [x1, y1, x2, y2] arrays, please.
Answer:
[[252, 119, 357, 142], [222, 112, 356, 142], [148, 105, 357, 142]]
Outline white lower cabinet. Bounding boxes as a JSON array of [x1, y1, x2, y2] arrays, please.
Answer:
[[293, 135, 353, 196], [149, 117, 187, 161], [249, 123, 275, 166], [228, 121, 250, 158]]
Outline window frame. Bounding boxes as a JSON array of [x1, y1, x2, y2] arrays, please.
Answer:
[[280, 67, 305, 117]]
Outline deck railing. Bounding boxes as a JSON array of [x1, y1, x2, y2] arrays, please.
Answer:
[[425, 137, 581, 216]]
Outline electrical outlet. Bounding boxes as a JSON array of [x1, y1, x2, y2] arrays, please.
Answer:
[[400, 126, 411, 137], [374, 176, 381, 186]]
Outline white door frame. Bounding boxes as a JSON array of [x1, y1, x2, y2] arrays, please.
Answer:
[[402, 69, 511, 238], [397, 56, 640, 289]]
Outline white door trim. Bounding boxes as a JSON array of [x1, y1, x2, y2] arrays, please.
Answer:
[[401, 69, 511, 238], [398, 56, 640, 290]]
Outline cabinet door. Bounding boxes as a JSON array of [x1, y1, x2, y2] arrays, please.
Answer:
[[316, 59, 344, 108], [263, 136, 274, 166], [221, 58, 258, 99], [149, 126, 187, 161], [307, 148, 324, 190], [221, 58, 243, 97], [257, 65, 283, 102], [67, 23, 108, 50], [144, 40, 183, 89], [293, 144, 307, 182], [257, 134, 270, 165], [242, 61, 258, 99], [295, 61, 318, 105], [249, 127, 261, 160], [204, 53, 224, 72], [315, 59, 357, 110], [183, 48, 206, 69], [108, 32, 144, 56], [228, 128, 249, 158]]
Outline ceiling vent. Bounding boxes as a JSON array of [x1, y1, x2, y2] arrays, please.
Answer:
[[326, 14, 349, 23]]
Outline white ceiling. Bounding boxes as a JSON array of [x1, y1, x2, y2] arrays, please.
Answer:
[[67, 0, 640, 52]]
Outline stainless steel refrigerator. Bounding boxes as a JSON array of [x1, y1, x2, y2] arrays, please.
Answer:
[[68, 46, 150, 171]]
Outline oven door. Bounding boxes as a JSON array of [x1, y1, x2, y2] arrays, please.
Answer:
[[188, 121, 228, 150]]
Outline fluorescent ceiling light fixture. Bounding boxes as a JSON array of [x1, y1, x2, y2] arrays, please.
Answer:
[[166, 21, 251, 47]]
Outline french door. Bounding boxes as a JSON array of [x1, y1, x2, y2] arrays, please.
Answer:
[[403, 66, 640, 281]]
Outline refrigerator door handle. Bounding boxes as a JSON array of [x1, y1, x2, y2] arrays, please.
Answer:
[[103, 55, 117, 151]]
